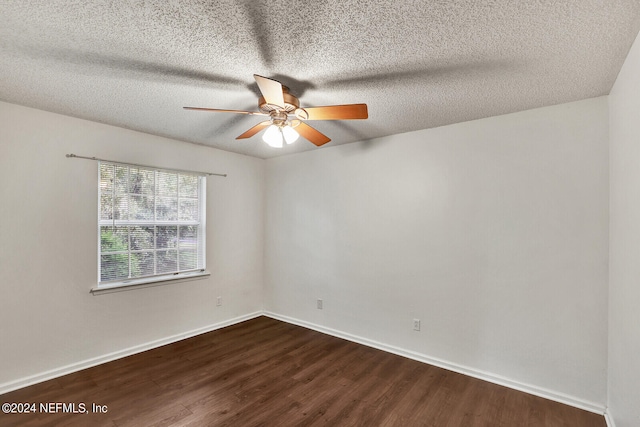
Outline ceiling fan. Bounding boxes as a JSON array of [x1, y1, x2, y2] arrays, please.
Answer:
[[184, 74, 368, 148]]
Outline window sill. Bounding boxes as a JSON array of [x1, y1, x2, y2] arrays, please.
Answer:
[[91, 271, 210, 295]]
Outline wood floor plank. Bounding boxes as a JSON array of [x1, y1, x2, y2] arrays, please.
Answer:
[[0, 316, 606, 427]]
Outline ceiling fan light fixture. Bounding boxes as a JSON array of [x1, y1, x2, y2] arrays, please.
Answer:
[[263, 124, 283, 148], [186, 74, 367, 148], [282, 125, 299, 144]]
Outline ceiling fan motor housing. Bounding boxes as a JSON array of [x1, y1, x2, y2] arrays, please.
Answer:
[[258, 86, 299, 113]]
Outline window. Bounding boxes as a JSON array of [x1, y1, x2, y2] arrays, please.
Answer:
[[97, 161, 206, 289]]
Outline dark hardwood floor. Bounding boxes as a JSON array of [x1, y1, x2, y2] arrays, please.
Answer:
[[0, 316, 605, 426]]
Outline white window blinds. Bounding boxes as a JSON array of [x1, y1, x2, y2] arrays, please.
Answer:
[[98, 162, 206, 285]]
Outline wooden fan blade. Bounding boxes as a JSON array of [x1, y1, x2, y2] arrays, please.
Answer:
[[304, 104, 368, 120], [296, 122, 331, 146], [236, 121, 271, 139], [183, 107, 266, 116], [254, 74, 285, 108]]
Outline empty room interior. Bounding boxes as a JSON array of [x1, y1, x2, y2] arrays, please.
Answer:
[[1, 1, 640, 426]]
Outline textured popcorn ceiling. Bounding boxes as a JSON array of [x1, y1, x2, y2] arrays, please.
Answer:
[[1, 1, 639, 159]]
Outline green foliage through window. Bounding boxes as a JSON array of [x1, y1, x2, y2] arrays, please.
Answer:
[[98, 162, 206, 284]]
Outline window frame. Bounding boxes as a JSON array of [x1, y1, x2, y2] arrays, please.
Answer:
[[92, 161, 208, 294]]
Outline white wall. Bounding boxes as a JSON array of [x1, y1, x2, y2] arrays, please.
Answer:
[[0, 101, 264, 390], [265, 97, 609, 408], [608, 30, 640, 427], [0, 92, 615, 412]]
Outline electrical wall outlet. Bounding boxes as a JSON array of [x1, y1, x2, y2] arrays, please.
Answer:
[[317, 299, 323, 310], [217, 296, 222, 306], [413, 319, 421, 331]]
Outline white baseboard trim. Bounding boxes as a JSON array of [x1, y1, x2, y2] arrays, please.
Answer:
[[604, 409, 617, 427], [264, 311, 606, 416], [0, 311, 262, 396], [1, 309, 609, 418]]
